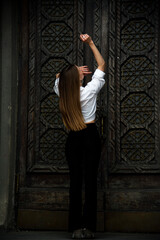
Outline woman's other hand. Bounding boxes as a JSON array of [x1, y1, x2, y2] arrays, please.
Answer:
[[79, 66, 92, 76]]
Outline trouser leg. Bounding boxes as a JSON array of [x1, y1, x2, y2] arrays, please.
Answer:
[[65, 133, 83, 232], [68, 165, 83, 231], [83, 127, 101, 232]]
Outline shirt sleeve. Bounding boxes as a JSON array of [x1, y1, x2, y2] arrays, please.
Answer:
[[54, 78, 60, 96], [84, 68, 105, 94]]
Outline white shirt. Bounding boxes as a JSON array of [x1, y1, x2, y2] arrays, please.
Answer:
[[54, 68, 105, 123]]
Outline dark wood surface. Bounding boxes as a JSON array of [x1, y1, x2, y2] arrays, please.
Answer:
[[1, 231, 160, 240], [17, 0, 160, 232]]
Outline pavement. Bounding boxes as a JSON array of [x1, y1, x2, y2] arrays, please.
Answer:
[[0, 231, 160, 240]]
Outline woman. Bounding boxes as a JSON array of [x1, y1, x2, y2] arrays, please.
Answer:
[[54, 34, 106, 239]]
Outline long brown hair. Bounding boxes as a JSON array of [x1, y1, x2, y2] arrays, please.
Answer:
[[59, 64, 86, 131]]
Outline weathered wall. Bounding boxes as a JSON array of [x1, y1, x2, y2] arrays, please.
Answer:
[[0, 0, 18, 229]]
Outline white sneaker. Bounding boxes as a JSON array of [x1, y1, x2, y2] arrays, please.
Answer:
[[82, 228, 95, 239], [72, 229, 83, 239]]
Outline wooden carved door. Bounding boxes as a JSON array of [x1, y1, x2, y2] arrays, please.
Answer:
[[17, 0, 160, 232], [17, 0, 106, 231]]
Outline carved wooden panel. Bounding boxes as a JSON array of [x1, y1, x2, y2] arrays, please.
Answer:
[[108, 0, 160, 173], [93, 0, 106, 136], [27, 0, 106, 175], [27, 0, 85, 173]]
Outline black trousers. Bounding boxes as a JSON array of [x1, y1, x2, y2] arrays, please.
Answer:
[[65, 123, 101, 232]]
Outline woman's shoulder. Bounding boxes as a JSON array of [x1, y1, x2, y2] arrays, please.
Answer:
[[80, 68, 106, 98]]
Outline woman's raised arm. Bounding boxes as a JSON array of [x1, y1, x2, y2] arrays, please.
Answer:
[[80, 34, 106, 72]]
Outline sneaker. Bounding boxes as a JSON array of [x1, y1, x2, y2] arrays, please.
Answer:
[[72, 228, 84, 239], [82, 228, 95, 239]]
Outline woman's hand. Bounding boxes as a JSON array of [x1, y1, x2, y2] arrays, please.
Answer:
[[79, 66, 92, 76], [80, 34, 93, 44]]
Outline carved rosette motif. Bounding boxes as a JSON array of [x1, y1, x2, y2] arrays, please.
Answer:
[[121, 129, 155, 164], [27, 0, 84, 173], [42, 23, 73, 54], [108, 0, 159, 173], [121, 57, 154, 89], [121, 19, 154, 52], [121, 93, 154, 125]]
